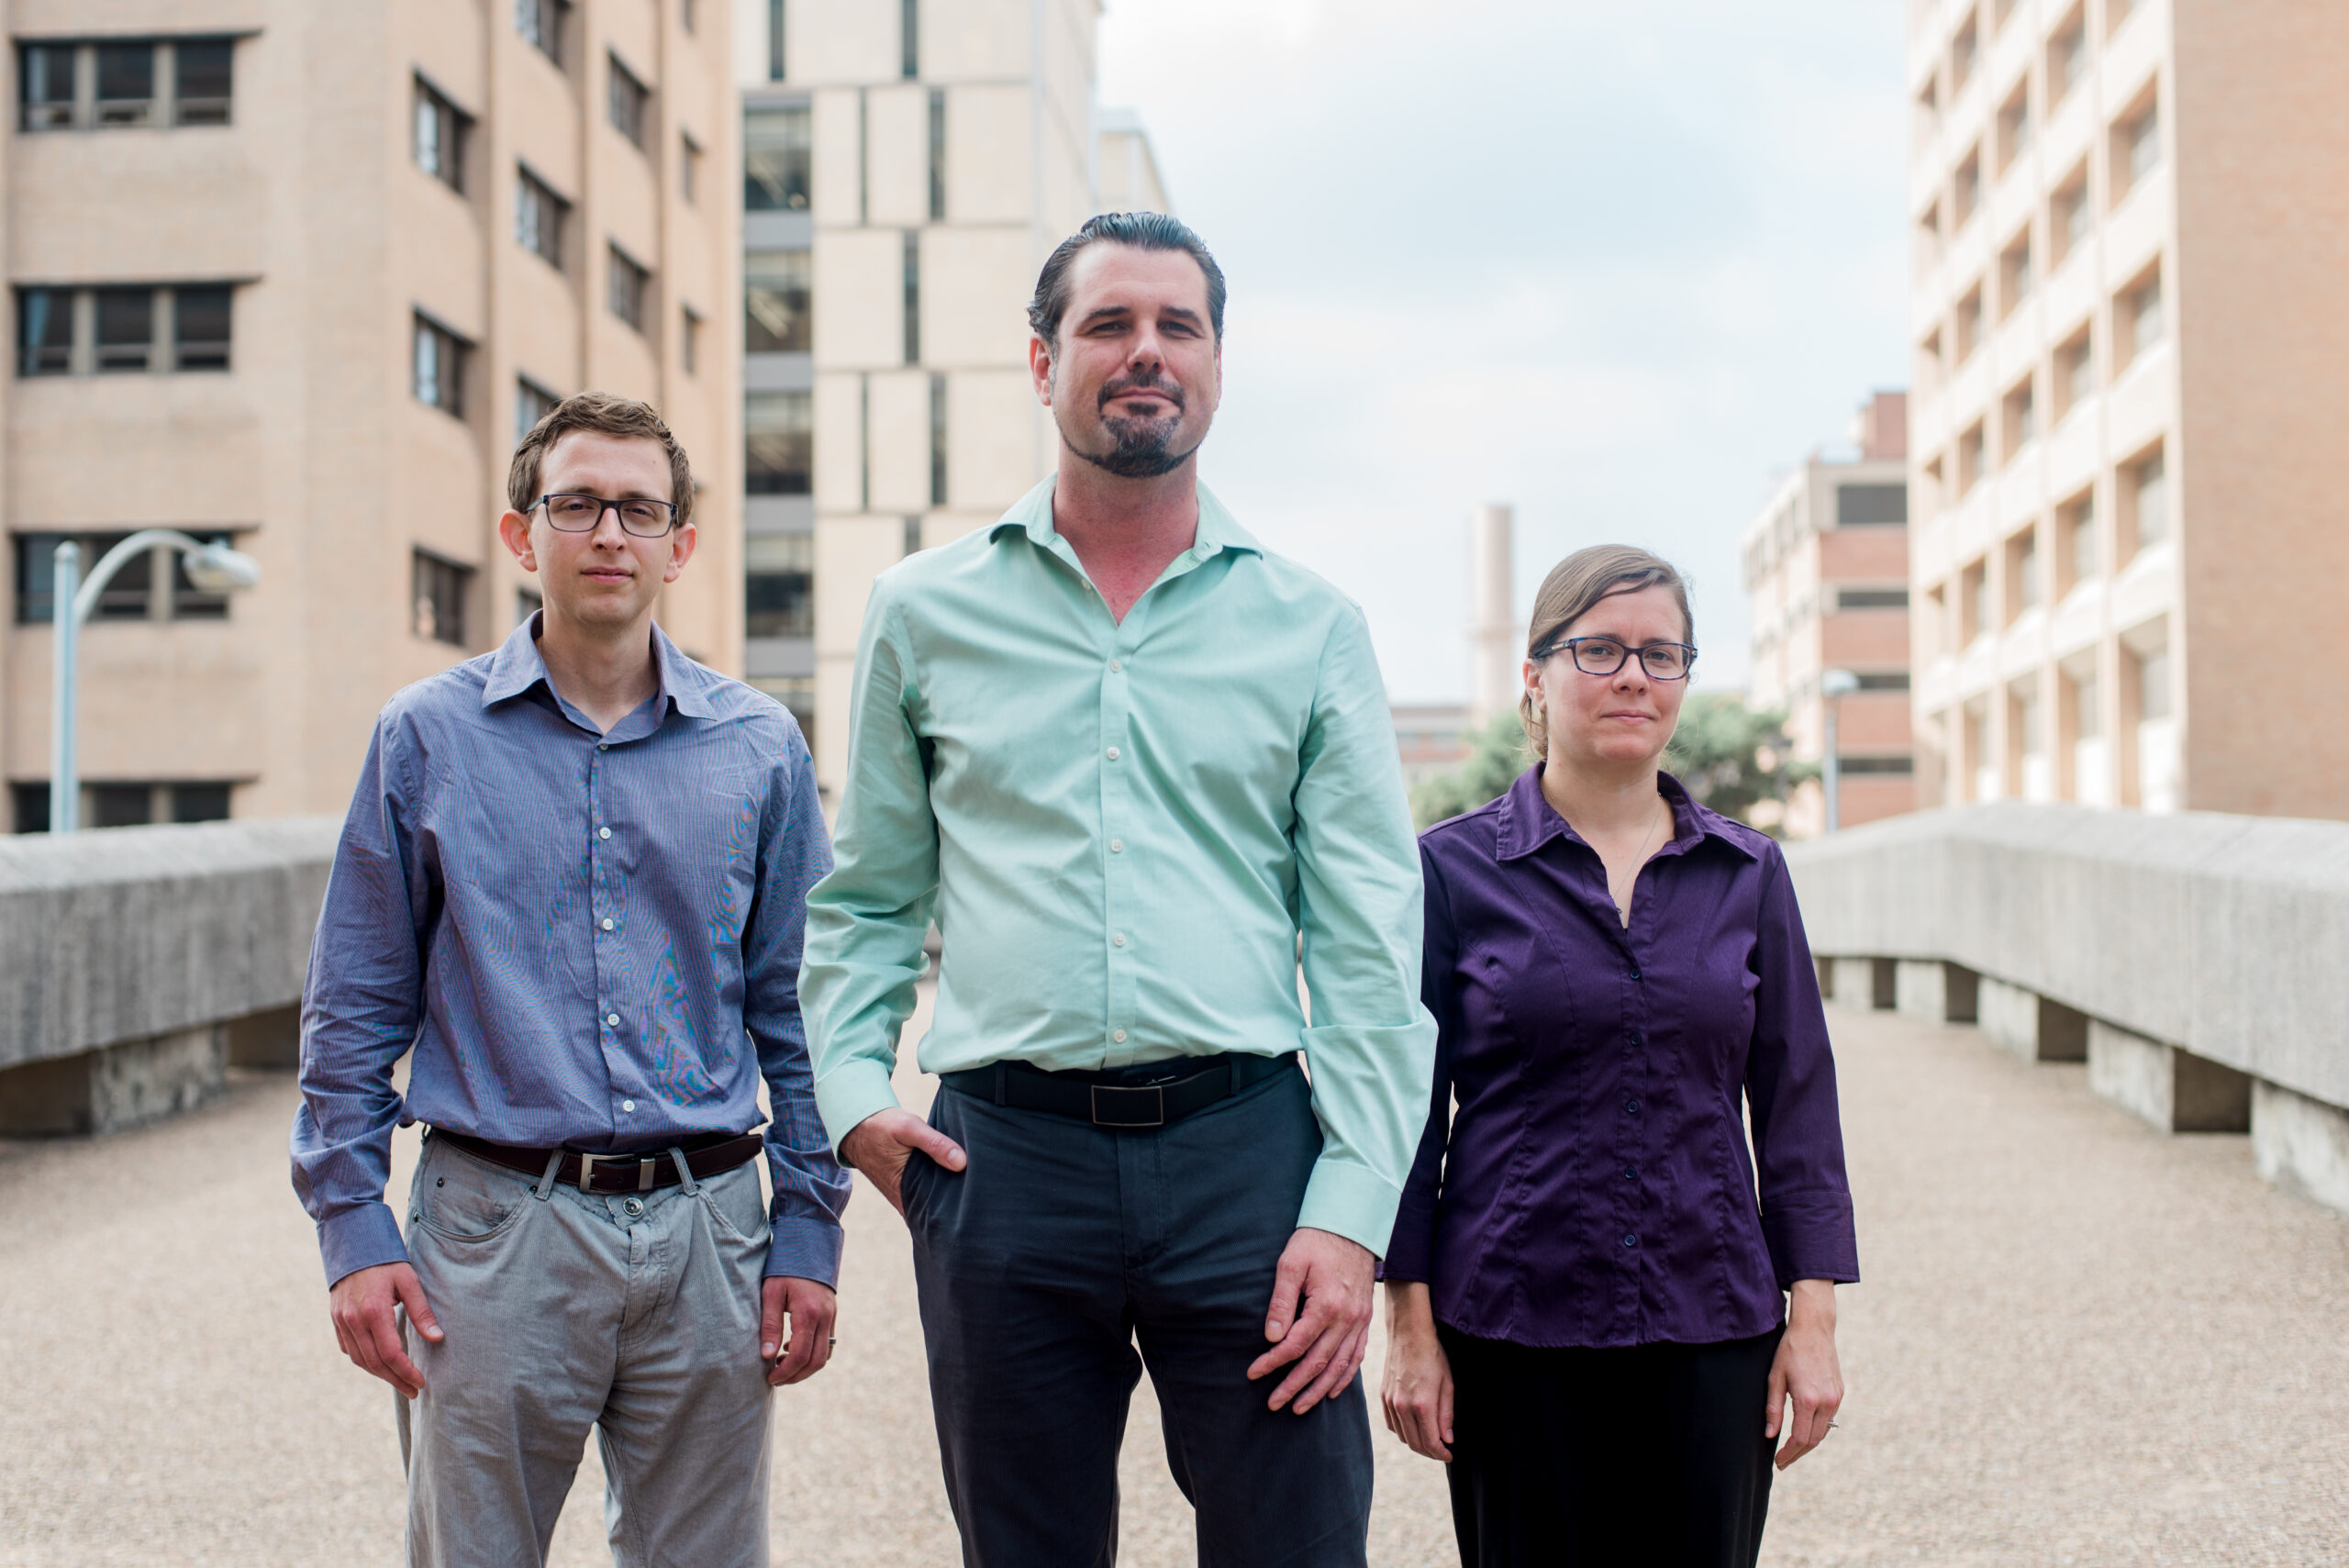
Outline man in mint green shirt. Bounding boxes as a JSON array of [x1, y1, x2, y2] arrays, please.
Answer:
[[802, 212, 1434, 1566]]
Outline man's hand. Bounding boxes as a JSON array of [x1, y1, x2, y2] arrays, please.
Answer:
[[760, 1276, 838, 1386], [1246, 1227, 1374, 1415], [1766, 1279, 1844, 1470], [838, 1107, 966, 1217], [329, 1262, 441, 1399]]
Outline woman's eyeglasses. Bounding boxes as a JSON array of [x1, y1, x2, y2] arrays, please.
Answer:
[[1534, 636, 1698, 681]]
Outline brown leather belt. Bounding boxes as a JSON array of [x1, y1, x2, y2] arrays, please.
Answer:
[[431, 1128, 763, 1195]]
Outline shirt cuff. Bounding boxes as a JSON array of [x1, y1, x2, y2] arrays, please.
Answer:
[[318, 1202, 410, 1289], [764, 1215, 845, 1288], [814, 1058, 903, 1150], [1379, 1203, 1439, 1283], [1762, 1193, 1862, 1288], [1296, 1155, 1405, 1260]]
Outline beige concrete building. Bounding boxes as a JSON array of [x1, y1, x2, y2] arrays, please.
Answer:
[[2, 0, 744, 832], [1742, 393, 1914, 838], [733, 0, 1167, 792], [1905, 0, 2349, 817]]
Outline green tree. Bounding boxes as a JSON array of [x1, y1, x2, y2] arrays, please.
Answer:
[[1408, 696, 1809, 831]]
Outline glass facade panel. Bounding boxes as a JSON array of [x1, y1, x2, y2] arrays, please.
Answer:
[[744, 250, 811, 351], [19, 288, 73, 375], [743, 107, 811, 210], [175, 39, 234, 125], [95, 288, 154, 372], [174, 286, 231, 371], [745, 391, 813, 495], [95, 42, 155, 126]]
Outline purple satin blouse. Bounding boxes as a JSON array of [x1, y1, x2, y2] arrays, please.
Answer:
[[1384, 766, 1859, 1349]]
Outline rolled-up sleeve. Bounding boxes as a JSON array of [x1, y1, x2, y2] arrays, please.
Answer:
[[802, 579, 941, 1149], [1289, 608, 1441, 1257], [1745, 846, 1861, 1288], [743, 729, 852, 1284], [290, 715, 426, 1288]]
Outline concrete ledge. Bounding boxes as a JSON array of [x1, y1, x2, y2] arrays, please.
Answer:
[[2089, 1021, 2253, 1134], [2254, 1081, 2349, 1213], [0, 1025, 227, 1136], [1825, 956, 1894, 1011], [1980, 976, 2087, 1063], [1897, 960, 1978, 1024]]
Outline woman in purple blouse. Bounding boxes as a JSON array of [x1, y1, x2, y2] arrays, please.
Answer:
[[1380, 545, 1859, 1567]]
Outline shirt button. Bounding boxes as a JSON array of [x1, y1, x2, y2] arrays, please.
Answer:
[[1629, 967, 1642, 981], [1109, 839, 1124, 852], [1113, 1029, 1128, 1043], [1106, 746, 1120, 762], [607, 1013, 621, 1027], [621, 1098, 636, 1112], [1630, 1031, 1644, 1046], [601, 917, 615, 931], [1622, 1165, 1638, 1182], [1108, 659, 1122, 673], [1622, 1232, 1639, 1249], [1623, 1098, 1640, 1115], [1112, 932, 1126, 947], [598, 827, 612, 840], [598, 742, 608, 751]]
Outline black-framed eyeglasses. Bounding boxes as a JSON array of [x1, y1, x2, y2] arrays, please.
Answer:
[[1535, 635, 1698, 681], [533, 493, 678, 538]]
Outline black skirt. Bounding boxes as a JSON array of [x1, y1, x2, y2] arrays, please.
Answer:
[[1439, 1322, 1785, 1568]]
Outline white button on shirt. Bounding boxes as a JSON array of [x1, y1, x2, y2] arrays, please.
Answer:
[[606, 1013, 620, 1027], [1106, 746, 1120, 762], [598, 827, 612, 840], [1110, 840, 1124, 852], [1113, 932, 1126, 947], [1113, 1029, 1128, 1043], [601, 918, 615, 931], [621, 1099, 635, 1112]]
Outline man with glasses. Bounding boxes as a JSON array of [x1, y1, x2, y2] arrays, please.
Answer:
[[293, 392, 845, 1566]]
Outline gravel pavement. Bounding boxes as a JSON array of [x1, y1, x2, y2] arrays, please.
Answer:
[[2, 996, 2344, 1565]]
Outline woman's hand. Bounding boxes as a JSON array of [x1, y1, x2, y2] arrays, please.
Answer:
[[1379, 1281, 1455, 1462], [1766, 1278, 1843, 1470]]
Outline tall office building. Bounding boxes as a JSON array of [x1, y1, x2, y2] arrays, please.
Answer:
[[1905, 0, 2349, 817], [2, 0, 743, 831], [734, 0, 1167, 792], [1742, 393, 1914, 838]]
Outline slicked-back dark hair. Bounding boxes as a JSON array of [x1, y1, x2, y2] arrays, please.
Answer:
[[1027, 211, 1228, 352]]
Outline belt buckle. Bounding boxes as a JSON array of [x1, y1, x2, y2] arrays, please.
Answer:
[[1090, 1083, 1165, 1129], [577, 1152, 600, 1193], [579, 1152, 662, 1193]]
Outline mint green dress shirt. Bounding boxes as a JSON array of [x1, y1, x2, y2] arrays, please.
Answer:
[[802, 477, 1438, 1254]]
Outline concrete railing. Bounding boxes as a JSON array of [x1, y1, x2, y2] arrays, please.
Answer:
[[0, 817, 340, 1134], [1786, 802, 2349, 1215]]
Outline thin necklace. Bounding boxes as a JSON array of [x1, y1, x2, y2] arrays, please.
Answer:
[[1616, 793, 1668, 925]]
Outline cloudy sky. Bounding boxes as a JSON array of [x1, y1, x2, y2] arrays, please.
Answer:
[[1096, 0, 1910, 701]]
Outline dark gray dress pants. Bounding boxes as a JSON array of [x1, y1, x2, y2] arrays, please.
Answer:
[[900, 1059, 1374, 1568]]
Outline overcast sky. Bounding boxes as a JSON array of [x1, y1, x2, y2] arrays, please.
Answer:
[[1096, 0, 1909, 701]]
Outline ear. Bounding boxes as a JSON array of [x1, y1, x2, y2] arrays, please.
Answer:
[[1028, 333, 1054, 406], [662, 521, 697, 584], [497, 509, 538, 573]]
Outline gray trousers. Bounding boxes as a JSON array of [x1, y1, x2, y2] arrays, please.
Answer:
[[395, 1132, 774, 1568]]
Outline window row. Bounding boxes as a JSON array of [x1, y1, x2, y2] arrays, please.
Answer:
[[1920, 264, 2161, 445], [1917, 0, 2143, 137], [1926, 450, 2167, 654], [11, 780, 234, 835], [1948, 641, 2173, 810], [1919, 88, 2159, 272], [414, 58, 699, 206], [14, 530, 241, 624], [17, 285, 233, 377], [19, 37, 234, 130]]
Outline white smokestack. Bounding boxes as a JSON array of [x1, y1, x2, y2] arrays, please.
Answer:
[[1468, 503, 1517, 718]]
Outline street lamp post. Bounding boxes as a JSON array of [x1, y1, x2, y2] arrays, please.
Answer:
[[1820, 667, 1861, 834], [49, 531, 262, 833]]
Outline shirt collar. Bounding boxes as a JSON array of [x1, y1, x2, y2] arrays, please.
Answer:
[[1493, 763, 1759, 863], [987, 474, 1265, 561], [479, 611, 719, 723]]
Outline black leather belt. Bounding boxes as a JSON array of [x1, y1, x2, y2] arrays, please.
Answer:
[[431, 1128, 763, 1194], [940, 1051, 1297, 1129]]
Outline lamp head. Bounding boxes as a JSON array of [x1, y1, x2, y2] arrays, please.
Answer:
[[1820, 668, 1861, 697], [183, 541, 262, 595]]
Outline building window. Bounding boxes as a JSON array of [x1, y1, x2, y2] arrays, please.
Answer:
[[608, 53, 651, 150], [95, 41, 156, 125], [1951, 15, 1976, 90], [515, 375, 560, 446], [930, 373, 948, 506], [744, 106, 811, 210], [2050, 173, 2091, 265], [2011, 531, 2040, 614], [901, 0, 919, 78], [681, 306, 702, 373], [1854, 671, 1910, 692], [2002, 377, 2036, 455], [745, 250, 811, 351], [681, 0, 697, 33], [2124, 273, 2164, 364], [1835, 484, 1907, 526], [607, 246, 651, 331], [20, 43, 76, 128], [516, 585, 543, 629], [1998, 231, 2032, 317], [2130, 451, 2168, 549], [2056, 328, 2094, 417], [1997, 86, 2031, 172], [680, 131, 702, 203], [414, 77, 471, 193], [2063, 492, 2097, 583], [17, 284, 235, 377], [17, 39, 238, 130], [1962, 560, 1989, 641], [1958, 423, 1986, 494], [14, 530, 240, 624], [768, 0, 787, 80], [1836, 587, 1910, 610], [1953, 148, 1980, 228], [518, 0, 570, 66], [9, 780, 236, 834], [516, 166, 569, 268], [1837, 755, 1915, 776], [2121, 102, 2160, 192], [2050, 18, 2087, 105], [745, 531, 814, 638], [414, 313, 469, 417], [175, 40, 234, 125], [903, 231, 921, 363], [412, 550, 472, 646], [1954, 286, 1983, 361], [928, 87, 946, 220], [746, 391, 813, 495]]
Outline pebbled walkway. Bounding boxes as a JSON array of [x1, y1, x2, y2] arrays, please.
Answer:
[[1, 998, 2344, 1565]]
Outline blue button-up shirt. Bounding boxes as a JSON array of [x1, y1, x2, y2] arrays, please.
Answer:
[[1386, 766, 1858, 1348], [291, 616, 849, 1288]]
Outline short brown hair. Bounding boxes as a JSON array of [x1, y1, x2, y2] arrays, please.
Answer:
[[1520, 544, 1694, 752], [507, 391, 696, 529]]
